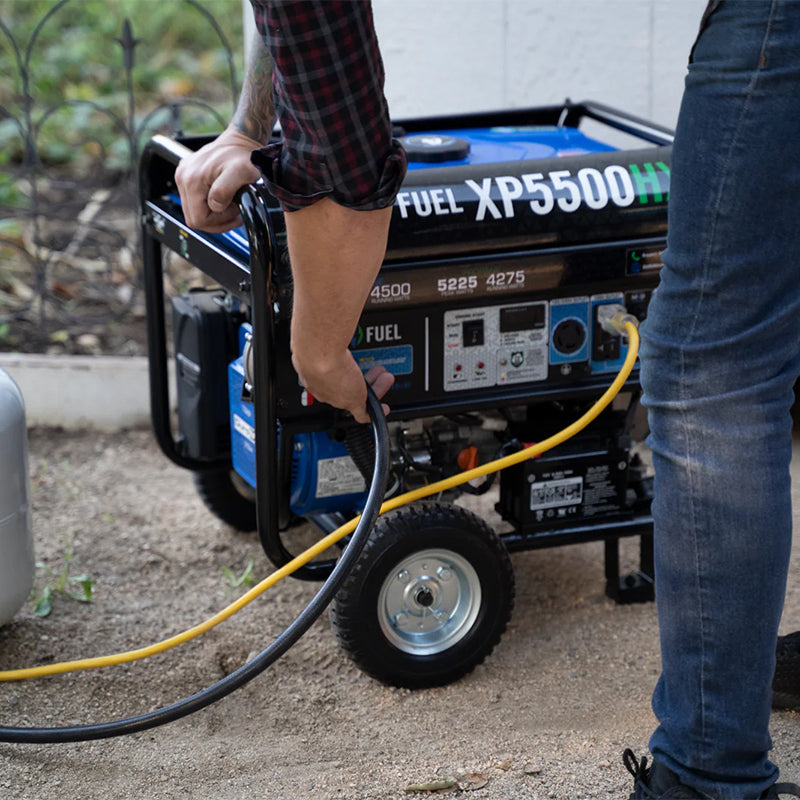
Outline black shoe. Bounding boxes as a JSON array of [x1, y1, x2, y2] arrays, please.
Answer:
[[624, 750, 704, 798], [624, 750, 800, 799], [773, 631, 800, 711], [762, 784, 800, 798]]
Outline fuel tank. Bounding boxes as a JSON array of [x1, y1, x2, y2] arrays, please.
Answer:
[[0, 368, 34, 627]]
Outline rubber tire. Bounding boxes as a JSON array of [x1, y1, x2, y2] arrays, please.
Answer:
[[193, 467, 257, 532], [330, 502, 514, 688]]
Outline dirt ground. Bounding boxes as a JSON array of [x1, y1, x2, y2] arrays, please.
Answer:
[[1, 426, 799, 800]]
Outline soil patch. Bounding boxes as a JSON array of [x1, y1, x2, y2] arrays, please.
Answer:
[[1, 427, 798, 799]]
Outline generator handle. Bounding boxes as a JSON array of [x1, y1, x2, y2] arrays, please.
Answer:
[[146, 134, 195, 167], [140, 137, 233, 472], [576, 100, 675, 146], [238, 185, 332, 581], [140, 136, 329, 578]]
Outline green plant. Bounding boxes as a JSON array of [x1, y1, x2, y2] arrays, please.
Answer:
[[222, 555, 255, 589], [0, 0, 244, 169], [33, 546, 95, 617]]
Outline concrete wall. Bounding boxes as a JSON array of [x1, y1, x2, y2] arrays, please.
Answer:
[[245, 1, 704, 129], [0, 355, 163, 431]]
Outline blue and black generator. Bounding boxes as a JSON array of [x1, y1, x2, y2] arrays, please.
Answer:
[[140, 100, 673, 688]]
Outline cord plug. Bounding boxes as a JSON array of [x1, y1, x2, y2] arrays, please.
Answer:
[[596, 303, 639, 336]]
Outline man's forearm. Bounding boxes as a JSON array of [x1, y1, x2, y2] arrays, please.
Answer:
[[231, 26, 275, 144], [288, 201, 392, 361], [285, 199, 394, 421]]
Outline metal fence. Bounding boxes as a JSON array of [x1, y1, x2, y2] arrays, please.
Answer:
[[0, 0, 240, 356]]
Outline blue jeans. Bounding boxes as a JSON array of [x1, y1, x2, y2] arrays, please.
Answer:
[[639, 1, 800, 797]]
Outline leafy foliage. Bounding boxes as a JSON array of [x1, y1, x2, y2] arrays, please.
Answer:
[[0, 0, 244, 168]]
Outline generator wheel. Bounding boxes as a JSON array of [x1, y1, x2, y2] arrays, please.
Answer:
[[330, 502, 514, 688], [193, 467, 256, 532]]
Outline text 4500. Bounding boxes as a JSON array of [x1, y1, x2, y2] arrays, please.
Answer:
[[370, 282, 412, 303]]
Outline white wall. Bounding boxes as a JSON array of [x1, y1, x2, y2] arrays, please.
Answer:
[[372, 0, 702, 128], [244, 0, 703, 130]]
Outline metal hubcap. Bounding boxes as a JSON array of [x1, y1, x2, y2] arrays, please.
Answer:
[[378, 548, 481, 655]]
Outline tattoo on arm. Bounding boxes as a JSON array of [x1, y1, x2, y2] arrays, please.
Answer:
[[232, 28, 275, 143]]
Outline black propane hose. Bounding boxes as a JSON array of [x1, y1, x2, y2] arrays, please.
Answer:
[[0, 385, 390, 744]]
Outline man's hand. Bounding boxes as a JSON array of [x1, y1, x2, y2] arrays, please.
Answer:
[[293, 353, 395, 424], [175, 27, 275, 233], [174, 127, 262, 233]]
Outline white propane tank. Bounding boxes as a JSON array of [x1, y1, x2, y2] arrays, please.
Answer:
[[0, 368, 34, 626]]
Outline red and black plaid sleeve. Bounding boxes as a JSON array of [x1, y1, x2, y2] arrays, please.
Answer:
[[249, 0, 407, 212]]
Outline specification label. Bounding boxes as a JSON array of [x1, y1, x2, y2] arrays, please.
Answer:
[[315, 456, 366, 499]]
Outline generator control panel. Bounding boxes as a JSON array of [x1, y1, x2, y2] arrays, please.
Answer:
[[441, 292, 633, 393]]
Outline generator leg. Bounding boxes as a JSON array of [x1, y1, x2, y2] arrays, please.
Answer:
[[604, 533, 655, 604]]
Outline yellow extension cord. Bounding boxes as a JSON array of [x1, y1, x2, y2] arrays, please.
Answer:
[[0, 317, 639, 683]]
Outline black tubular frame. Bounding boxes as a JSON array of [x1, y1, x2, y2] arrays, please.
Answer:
[[140, 137, 331, 579], [394, 98, 674, 146], [237, 186, 332, 579], [139, 100, 672, 591], [140, 138, 223, 472]]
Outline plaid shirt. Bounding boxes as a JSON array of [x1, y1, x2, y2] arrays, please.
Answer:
[[250, 0, 407, 212]]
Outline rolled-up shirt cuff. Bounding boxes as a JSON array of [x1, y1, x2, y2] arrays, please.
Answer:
[[251, 139, 408, 212]]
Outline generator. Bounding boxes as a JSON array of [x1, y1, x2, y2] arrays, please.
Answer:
[[140, 100, 672, 688]]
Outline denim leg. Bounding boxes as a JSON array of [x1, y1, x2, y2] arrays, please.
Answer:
[[640, 1, 800, 797]]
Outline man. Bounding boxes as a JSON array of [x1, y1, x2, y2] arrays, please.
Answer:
[[627, 1, 800, 797], [176, 0, 405, 424], [177, 2, 800, 797]]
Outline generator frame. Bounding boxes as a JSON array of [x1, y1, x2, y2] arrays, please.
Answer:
[[140, 100, 673, 606]]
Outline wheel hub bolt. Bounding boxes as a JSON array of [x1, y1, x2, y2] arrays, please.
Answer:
[[397, 569, 411, 584], [437, 566, 453, 582]]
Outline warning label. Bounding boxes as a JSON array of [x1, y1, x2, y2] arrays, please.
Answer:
[[315, 456, 366, 499], [529, 476, 583, 510], [523, 450, 627, 528]]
